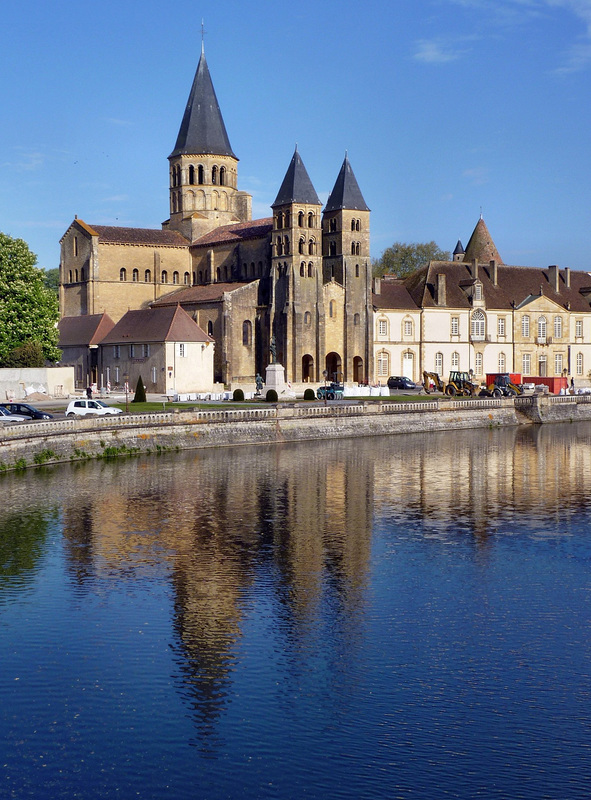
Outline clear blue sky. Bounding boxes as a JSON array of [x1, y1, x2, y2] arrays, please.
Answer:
[[2, 0, 591, 271]]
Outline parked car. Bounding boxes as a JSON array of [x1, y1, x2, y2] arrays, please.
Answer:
[[0, 406, 28, 424], [316, 382, 344, 400], [66, 399, 123, 417], [0, 402, 53, 420], [387, 376, 418, 390]]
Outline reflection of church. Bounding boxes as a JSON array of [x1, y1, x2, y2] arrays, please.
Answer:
[[59, 45, 373, 386]]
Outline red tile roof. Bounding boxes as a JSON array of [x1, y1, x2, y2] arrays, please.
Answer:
[[151, 282, 252, 306], [100, 305, 211, 344], [191, 217, 273, 247], [90, 225, 189, 247], [58, 313, 115, 346]]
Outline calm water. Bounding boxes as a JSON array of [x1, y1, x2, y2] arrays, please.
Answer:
[[1, 424, 590, 799]]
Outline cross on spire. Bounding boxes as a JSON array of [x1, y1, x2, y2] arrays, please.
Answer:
[[201, 19, 206, 53]]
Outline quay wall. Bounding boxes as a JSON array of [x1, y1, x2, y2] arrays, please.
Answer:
[[1, 395, 590, 472]]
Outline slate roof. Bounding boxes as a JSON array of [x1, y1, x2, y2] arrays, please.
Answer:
[[462, 217, 503, 264], [373, 278, 418, 310], [151, 282, 252, 306], [89, 225, 189, 247], [58, 313, 115, 347], [100, 305, 211, 344], [272, 148, 321, 207], [170, 49, 236, 159], [453, 240, 464, 256], [404, 260, 591, 313], [191, 218, 273, 248], [324, 155, 369, 212]]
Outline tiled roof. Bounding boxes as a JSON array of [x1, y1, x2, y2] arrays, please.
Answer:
[[151, 282, 252, 306], [170, 49, 236, 159], [192, 218, 273, 247], [100, 305, 211, 344], [373, 278, 418, 310], [463, 217, 503, 265], [324, 155, 369, 212], [272, 148, 320, 207], [405, 260, 591, 313], [58, 313, 115, 347], [90, 225, 189, 247]]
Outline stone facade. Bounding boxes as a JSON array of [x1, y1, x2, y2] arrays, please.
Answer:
[[59, 49, 373, 388]]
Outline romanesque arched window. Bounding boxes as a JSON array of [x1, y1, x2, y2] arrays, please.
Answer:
[[161, 270, 168, 283], [308, 239, 315, 255], [219, 166, 226, 186], [145, 269, 151, 282], [329, 218, 337, 232], [300, 262, 306, 277], [329, 300, 336, 318], [329, 242, 337, 257], [212, 165, 218, 185], [132, 269, 138, 282], [308, 262, 314, 277], [283, 236, 290, 255], [277, 237, 283, 256], [355, 264, 360, 277], [298, 211, 304, 227], [304, 311, 311, 325], [184, 272, 190, 285], [198, 164, 204, 185], [351, 242, 356, 256], [207, 321, 213, 336], [299, 237, 305, 255], [173, 271, 179, 285], [242, 320, 252, 346], [308, 212, 314, 228], [189, 165, 195, 185], [119, 268, 126, 282]]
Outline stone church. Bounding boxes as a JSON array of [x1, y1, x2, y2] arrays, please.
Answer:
[[59, 46, 373, 387]]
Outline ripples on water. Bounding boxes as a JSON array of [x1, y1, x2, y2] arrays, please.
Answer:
[[1, 423, 591, 799]]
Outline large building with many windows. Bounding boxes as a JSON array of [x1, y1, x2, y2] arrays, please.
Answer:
[[59, 46, 373, 389], [373, 216, 591, 385]]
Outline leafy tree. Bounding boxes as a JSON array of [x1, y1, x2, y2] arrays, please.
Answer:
[[0, 233, 61, 366], [373, 241, 451, 279], [132, 375, 147, 403], [5, 341, 45, 368], [43, 268, 60, 296]]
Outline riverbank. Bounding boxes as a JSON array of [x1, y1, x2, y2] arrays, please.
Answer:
[[1, 393, 589, 473]]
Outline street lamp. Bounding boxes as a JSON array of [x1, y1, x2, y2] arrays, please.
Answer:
[[124, 374, 129, 413], [322, 369, 328, 406]]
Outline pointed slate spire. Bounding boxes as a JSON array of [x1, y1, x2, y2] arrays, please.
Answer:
[[170, 49, 236, 159], [463, 217, 503, 264], [324, 154, 369, 212], [453, 240, 464, 257], [272, 147, 320, 207]]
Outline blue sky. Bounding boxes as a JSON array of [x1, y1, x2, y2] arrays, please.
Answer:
[[2, 0, 591, 271]]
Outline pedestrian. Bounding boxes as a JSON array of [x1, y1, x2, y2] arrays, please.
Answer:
[[86, 386, 92, 399], [571, 376, 575, 393]]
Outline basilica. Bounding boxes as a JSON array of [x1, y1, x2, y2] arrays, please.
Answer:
[[59, 45, 373, 388]]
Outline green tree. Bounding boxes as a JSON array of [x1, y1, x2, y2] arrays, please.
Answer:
[[43, 268, 60, 296], [0, 233, 61, 366], [373, 241, 451, 279], [132, 375, 147, 403]]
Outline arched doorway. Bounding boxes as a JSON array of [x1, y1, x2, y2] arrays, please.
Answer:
[[325, 352, 342, 383], [302, 354, 314, 382], [353, 356, 363, 384]]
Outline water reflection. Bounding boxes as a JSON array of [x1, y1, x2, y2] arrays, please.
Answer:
[[2, 422, 591, 765]]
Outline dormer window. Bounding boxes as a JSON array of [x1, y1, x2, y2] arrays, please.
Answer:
[[474, 282, 482, 301]]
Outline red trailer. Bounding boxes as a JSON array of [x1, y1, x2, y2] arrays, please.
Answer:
[[523, 377, 568, 394]]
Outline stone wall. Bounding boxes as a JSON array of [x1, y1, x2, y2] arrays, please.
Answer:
[[2, 394, 591, 473]]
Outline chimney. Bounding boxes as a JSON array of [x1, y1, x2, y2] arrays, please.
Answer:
[[373, 277, 381, 295], [490, 259, 498, 286], [548, 264, 559, 293], [437, 273, 447, 306], [565, 267, 571, 289], [472, 258, 478, 280]]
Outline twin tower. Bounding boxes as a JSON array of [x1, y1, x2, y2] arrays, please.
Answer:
[[162, 45, 374, 385]]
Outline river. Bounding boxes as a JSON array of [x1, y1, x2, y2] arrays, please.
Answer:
[[1, 423, 590, 799]]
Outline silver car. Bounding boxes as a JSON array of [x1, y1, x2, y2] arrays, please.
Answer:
[[0, 406, 28, 424]]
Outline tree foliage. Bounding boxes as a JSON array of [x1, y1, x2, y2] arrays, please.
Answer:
[[0, 233, 61, 366], [132, 375, 147, 403], [43, 268, 60, 296], [373, 241, 451, 279]]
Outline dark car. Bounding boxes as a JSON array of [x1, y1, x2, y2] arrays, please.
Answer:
[[387, 376, 417, 390], [0, 403, 53, 420]]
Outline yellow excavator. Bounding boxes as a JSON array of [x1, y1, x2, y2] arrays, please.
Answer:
[[422, 371, 445, 394], [445, 371, 479, 396]]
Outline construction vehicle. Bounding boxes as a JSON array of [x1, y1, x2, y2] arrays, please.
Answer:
[[444, 371, 479, 397], [482, 373, 524, 397], [422, 371, 445, 394]]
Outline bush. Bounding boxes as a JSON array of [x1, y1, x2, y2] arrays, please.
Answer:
[[265, 389, 278, 402], [232, 388, 245, 402], [132, 375, 146, 403], [303, 388, 315, 401]]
